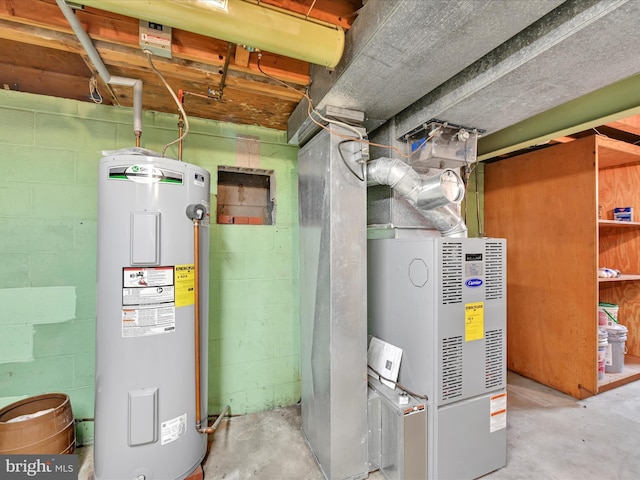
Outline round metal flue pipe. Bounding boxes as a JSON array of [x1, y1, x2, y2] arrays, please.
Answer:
[[81, 0, 345, 68], [416, 168, 465, 210], [366, 157, 468, 238]]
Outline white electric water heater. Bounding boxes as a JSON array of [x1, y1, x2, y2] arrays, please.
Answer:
[[95, 151, 210, 480]]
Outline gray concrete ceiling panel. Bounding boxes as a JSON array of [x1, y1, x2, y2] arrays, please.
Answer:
[[391, 0, 639, 138], [288, 0, 563, 142]]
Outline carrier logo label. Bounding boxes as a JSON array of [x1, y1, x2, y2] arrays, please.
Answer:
[[108, 165, 183, 184], [465, 278, 483, 287]]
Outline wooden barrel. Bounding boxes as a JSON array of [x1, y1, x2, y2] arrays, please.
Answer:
[[0, 393, 75, 454]]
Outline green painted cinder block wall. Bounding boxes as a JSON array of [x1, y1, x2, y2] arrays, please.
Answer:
[[0, 90, 300, 445]]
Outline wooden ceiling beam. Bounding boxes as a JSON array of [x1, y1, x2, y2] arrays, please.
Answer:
[[0, 19, 305, 101], [77, 52, 119, 106], [0, 0, 310, 85], [0, 62, 107, 104], [102, 60, 297, 128], [0, 18, 82, 53], [109, 79, 293, 131], [235, 45, 251, 68], [0, 0, 72, 32], [93, 41, 305, 103], [606, 115, 640, 136], [79, 8, 311, 85], [258, 0, 361, 29], [0, 0, 361, 131], [550, 136, 575, 144]]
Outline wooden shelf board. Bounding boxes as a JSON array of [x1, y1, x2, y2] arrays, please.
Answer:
[[598, 220, 640, 227], [598, 274, 640, 282], [487, 135, 640, 399], [598, 354, 640, 393], [598, 136, 640, 169]]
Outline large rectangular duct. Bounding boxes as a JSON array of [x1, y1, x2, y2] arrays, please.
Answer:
[[298, 126, 369, 480]]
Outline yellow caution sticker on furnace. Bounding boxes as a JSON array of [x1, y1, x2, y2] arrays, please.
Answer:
[[490, 392, 507, 433], [465, 301, 484, 341]]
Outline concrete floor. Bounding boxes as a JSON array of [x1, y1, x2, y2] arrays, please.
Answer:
[[78, 371, 640, 480]]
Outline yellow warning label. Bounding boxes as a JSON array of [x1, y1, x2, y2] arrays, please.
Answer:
[[175, 264, 195, 307], [465, 301, 484, 342]]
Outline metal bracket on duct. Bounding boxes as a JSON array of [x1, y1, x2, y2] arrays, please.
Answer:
[[56, 0, 143, 143], [366, 157, 468, 238]]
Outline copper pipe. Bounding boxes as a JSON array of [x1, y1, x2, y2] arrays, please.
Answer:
[[182, 90, 214, 100], [211, 405, 230, 430], [199, 404, 230, 435], [177, 90, 184, 161], [189, 204, 222, 435], [192, 218, 203, 431]]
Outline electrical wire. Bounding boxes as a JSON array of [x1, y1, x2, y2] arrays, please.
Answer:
[[593, 127, 609, 138], [403, 124, 447, 161], [460, 134, 484, 237], [145, 50, 190, 158], [89, 76, 102, 104], [255, 53, 437, 160], [368, 365, 429, 401], [408, 136, 428, 157], [338, 139, 365, 181], [474, 160, 484, 237]]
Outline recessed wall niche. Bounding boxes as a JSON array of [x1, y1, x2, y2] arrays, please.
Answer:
[[216, 166, 275, 225]]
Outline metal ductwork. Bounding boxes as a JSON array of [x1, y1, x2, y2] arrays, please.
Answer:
[[80, 0, 345, 68], [366, 157, 468, 237]]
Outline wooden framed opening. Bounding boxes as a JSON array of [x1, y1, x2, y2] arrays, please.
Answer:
[[216, 166, 275, 225]]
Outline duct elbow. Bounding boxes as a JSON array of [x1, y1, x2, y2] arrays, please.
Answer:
[[366, 157, 421, 203], [419, 204, 468, 238], [446, 223, 469, 238], [366, 157, 468, 237], [416, 168, 465, 210]]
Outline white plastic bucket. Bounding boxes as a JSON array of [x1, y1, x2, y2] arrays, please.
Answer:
[[598, 302, 618, 326], [604, 324, 628, 374], [598, 329, 608, 380]]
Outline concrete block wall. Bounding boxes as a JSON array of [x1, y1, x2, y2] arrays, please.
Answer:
[[0, 90, 299, 445]]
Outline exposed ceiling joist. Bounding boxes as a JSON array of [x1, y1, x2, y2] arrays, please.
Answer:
[[0, 0, 345, 130], [2, 0, 640, 149], [607, 116, 640, 137]]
